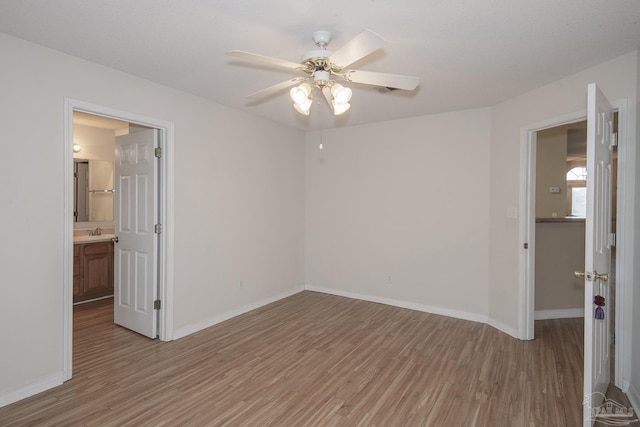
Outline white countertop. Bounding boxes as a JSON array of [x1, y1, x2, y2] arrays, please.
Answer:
[[73, 234, 115, 244]]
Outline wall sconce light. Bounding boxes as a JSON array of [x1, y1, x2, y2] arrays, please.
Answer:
[[72, 143, 82, 153]]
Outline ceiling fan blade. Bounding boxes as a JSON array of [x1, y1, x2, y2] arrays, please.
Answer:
[[245, 77, 306, 100], [329, 29, 386, 68], [228, 50, 303, 70], [344, 70, 420, 91], [321, 86, 334, 113]]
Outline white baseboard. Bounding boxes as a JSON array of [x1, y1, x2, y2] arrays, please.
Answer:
[[0, 372, 64, 409], [487, 317, 519, 338], [534, 308, 584, 320], [305, 285, 527, 339], [305, 285, 489, 324], [627, 381, 640, 421], [172, 286, 304, 340]]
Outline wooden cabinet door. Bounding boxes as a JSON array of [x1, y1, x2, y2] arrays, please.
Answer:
[[83, 242, 113, 295], [73, 244, 83, 298], [74, 241, 114, 303]]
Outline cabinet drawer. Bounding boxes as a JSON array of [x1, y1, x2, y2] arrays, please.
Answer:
[[83, 241, 111, 255]]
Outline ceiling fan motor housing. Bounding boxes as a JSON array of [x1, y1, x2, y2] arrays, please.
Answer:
[[301, 49, 333, 63], [313, 69, 331, 87]]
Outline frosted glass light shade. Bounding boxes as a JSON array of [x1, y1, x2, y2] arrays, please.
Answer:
[[293, 98, 312, 115], [331, 84, 352, 104], [332, 101, 350, 115], [289, 83, 312, 104]]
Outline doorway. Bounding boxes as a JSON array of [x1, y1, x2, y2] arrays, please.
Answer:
[[62, 98, 174, 382], [519, 102, 628, 390], [531, 118, 618, 380], [533, 121, 590, 322]]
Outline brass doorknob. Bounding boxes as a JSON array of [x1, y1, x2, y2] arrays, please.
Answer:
[[574, 270, 608, 282], [595, 272, 609, 282]]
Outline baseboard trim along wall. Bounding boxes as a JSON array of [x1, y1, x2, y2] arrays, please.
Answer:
[[627, 381, 640, 421], [0, 372, 64, 409], [304, 284, 510, 326], [487, 318, 519, 338], [172, 286, 305, 340], [534, 308, 584, 320]]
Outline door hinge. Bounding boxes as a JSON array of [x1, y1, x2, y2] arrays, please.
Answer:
[[524, 243, 529, 249], [609, 232, 616, 247], [154, 300, 161, 310], [154, 224, 162, 234], [611, 132, 618, 147], [155, 147, 162, 158]]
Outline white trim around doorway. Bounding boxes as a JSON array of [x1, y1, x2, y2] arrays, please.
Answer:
[[62, 98, 174, 382], [518, 99, 632, 390]]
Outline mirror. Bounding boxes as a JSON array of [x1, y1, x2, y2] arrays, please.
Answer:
[[74, 159, 114, 222]]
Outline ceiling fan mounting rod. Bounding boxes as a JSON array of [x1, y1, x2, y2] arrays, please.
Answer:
[[312, 30, 332, 48]]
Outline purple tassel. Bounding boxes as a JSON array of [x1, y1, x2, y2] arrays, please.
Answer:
[[595, 306, 605, 320]]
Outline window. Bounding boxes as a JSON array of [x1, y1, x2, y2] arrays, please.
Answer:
[[566, 166, 587, 181], [566, 166, 587, 217]]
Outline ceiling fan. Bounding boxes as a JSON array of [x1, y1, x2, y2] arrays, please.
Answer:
[[227, 29, 420, 116]]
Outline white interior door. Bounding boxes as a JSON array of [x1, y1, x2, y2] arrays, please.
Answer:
[[582, 83, 614, 425], [114, 128, 158, 339]]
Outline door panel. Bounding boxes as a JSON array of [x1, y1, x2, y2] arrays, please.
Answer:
[[114, 129, 158, 339], [582, 83, 614, 426]]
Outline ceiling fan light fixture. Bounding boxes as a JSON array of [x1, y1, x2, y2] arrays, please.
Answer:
[[289, 82, 312, 104], [332, 101, 351, 115], [293, 99, 312, 115], [331, 84, 352, 104], [291, 82, 313, 115]]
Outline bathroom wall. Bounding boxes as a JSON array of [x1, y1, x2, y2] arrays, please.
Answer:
[[73, 123, 116, 163]]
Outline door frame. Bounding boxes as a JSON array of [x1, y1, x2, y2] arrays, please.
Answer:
[[62, 98, 174, 381], [518, 98, 631, 390]]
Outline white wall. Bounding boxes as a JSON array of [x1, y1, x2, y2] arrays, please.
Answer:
[[305, 108, 491, 320], [0, 33, 305, 401], [73, 124, 116, 162], [630, 50, 640, 413], [535, 126, 568, 218], [489, 51, 638, 391], [534, 221, 585, 312]]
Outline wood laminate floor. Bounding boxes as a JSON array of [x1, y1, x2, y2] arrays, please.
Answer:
[[0, 291, 635, 426]]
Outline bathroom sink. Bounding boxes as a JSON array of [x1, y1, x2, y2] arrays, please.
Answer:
[[73, 234, 115, 243]]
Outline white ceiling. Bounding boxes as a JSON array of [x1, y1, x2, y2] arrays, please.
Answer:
[[73, 111, 129, 131], [1, 1, 639, 130]]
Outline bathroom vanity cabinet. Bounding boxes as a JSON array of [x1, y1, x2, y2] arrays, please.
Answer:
[[73, 241, 114, 303]]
